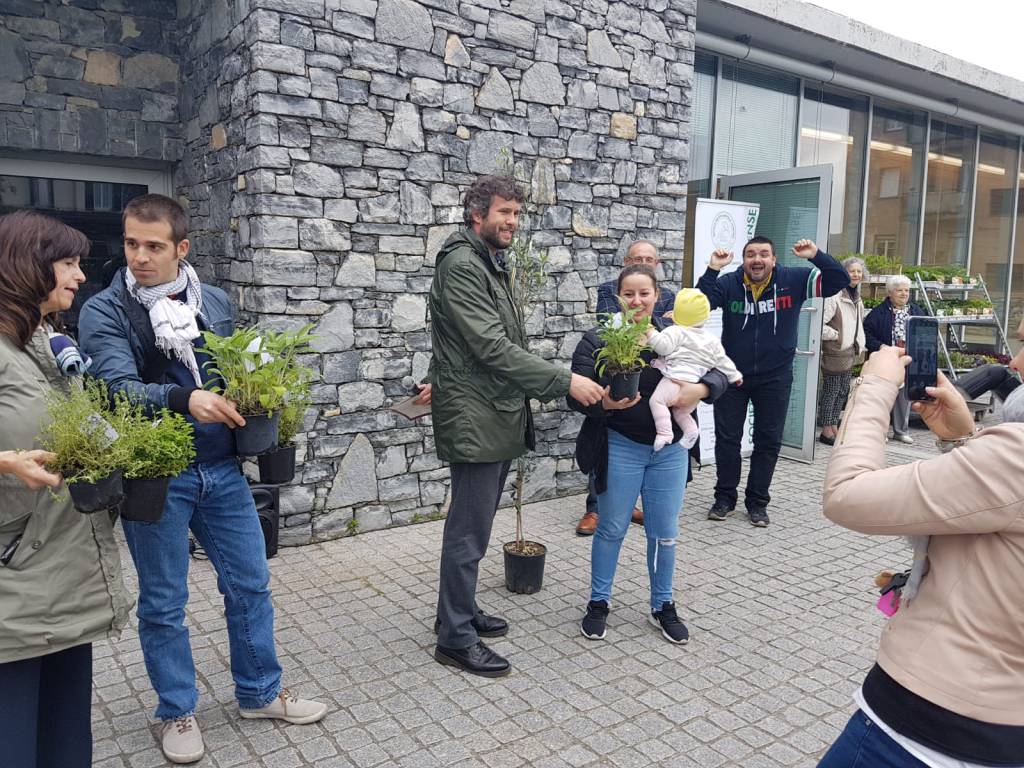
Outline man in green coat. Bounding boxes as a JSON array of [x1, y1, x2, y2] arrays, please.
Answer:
[[427, 175, 605, 677]]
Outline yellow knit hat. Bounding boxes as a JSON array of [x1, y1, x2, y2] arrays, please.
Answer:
[[673, 288, 710, 327]]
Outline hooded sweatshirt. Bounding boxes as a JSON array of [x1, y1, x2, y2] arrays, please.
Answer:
[[697, 249, 849, 377]]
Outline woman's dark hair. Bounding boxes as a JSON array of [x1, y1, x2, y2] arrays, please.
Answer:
[[616, 264, 659, 294], [0, 210, 90, 348], [462, 175, 525, 225]]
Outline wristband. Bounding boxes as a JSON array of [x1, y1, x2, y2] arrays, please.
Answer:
[[935, 428, 979, 452]]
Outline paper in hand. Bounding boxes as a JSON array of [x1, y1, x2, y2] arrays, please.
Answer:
[[390, 392, 431, 420]]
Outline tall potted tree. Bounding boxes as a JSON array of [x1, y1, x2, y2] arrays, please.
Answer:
[[501, 226, 551, 595]]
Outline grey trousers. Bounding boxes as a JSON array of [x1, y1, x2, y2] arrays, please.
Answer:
[[436, 460, 511, 649], [891, 386, 911, 436]]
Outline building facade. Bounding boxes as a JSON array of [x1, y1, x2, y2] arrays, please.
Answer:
[[0, 0, 697, 544], [2, 0, 1023, 544]]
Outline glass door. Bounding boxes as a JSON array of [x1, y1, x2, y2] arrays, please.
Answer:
[[720, 164, 833, 462]]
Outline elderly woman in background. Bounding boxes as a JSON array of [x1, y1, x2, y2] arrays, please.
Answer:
[[863, 274, 926, 444], [818, 257, 867, 446]]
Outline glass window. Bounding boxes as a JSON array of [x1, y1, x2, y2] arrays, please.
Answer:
[[921, 119, 976, 266], [969, 132, 1018, 322], [863, 103, 927, 265], [0, 175, 148, 333], [1008, 152, 1024, 351], [713, 60, 799, 178], [688, 52, 717, 197], [799, 87, 869, 256]]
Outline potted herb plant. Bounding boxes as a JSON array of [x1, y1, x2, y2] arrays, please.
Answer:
[[39, 380, 125, 513], [201, 325, 314, 455], [118, 399, 195, 523], [257, 371, 311, 485], [595, 303, 651, 400]]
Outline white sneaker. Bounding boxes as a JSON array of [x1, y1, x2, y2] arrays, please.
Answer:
[[893, 433, 914, 444], [160, 715, 205, 764], [239, 688, 328, 725]]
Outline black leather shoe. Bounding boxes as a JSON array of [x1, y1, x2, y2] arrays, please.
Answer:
[[434, 641, 511, 677], [433, 613, 509, 638], [707, 502, 734, 521]]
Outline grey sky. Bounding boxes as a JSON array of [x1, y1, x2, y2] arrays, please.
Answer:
[[804, 1, 1024, 83]]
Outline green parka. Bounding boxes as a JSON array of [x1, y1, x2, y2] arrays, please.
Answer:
[[0, 329, 131, 663], [428, 229, 571, 463]]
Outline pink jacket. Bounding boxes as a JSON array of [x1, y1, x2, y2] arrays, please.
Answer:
[[823, 374, 1024, 725]]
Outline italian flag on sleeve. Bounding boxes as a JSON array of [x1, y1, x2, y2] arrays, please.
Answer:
[[806, 267, 823, 299]]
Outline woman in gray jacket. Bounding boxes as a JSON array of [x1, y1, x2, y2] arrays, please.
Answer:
[[0, 210, 131, 768]]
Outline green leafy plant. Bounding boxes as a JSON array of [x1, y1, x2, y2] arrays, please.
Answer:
[[201, 325, 315, 416], [116, 398, 195, 480], [853, 253, 904, 276], [39, 379, 125, 484], [277, 369, 313, 447], [594, 302, 651, 378], [345, 517, 360, 535]]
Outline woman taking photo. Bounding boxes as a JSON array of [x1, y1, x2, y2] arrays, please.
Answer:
[[818, 257, 867, 446], [568, 264, 727, 644], [863, 274, 926, 443], [0, 210, 131, 768], [819, 344, 1024, 767]]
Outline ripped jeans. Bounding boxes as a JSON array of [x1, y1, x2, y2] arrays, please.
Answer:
[[591, 429, 687, 611]]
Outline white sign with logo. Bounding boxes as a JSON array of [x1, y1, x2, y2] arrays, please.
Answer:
[[693, 198, 760, 464]]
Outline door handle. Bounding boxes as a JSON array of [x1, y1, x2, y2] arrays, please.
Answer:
[[795, 349, 815, 357]]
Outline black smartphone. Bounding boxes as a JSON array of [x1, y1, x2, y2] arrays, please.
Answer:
[[905, 317, 938, 401]]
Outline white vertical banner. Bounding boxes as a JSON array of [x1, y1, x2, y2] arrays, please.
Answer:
[[693, 198, 760, 464]]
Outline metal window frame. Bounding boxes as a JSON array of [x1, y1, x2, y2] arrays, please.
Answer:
[[858, 96, 873, 254], [0, 157, 172, 195], [915, 113, 932, 266], [1005, 137, 1023, 333], [965, 128, 982, 271]]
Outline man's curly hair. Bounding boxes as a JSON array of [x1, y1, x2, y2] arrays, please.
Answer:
[[462, 175, 525, 225]]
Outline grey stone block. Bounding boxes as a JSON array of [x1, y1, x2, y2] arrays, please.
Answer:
[[399, 181, 433, 224], [299, 218, 352, 251], [519, 62, 565, 105], [311, 137, 364, 166], [293, 163, 344, 198], [466, 130, 513, 174], [348, 105, 387, 143], [375, 0, 434, 51], [252, 42, 307, 75], [252, 248, 318, 286], [487, 12, 536, 49], [311, 302, 356, 352], [385, 102, 425, 151]]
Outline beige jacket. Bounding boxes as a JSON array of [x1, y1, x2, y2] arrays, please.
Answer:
[[823, 374, 1024, 725], [821, 289, 865, 373], [0, 329, 131, 663]]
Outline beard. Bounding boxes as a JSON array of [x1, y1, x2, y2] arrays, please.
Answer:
[[479, 219, 514, 251]]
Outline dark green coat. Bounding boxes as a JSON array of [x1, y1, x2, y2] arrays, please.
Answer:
[[428, 229, 571, 463]]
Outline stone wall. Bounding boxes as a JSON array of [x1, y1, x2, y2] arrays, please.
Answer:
[[0, 0, 697, 546], [0, 0, 181, 161], [217, 0, 697, 545]]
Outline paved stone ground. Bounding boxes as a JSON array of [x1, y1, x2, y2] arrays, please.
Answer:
[[91, 421, 961, 768]]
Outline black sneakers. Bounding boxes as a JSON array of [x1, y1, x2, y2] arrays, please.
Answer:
[[649, 602, 689, 644], [707, 502, 734, 521], [580, 600, 609, 640], [747, 508, 770, 527]]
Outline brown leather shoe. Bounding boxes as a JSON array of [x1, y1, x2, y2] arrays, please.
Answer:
[[631, 507, 644, 525], [575, 510, 598, 536]]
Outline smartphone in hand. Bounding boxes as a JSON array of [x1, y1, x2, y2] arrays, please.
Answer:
[[905, 317, 939, 401]]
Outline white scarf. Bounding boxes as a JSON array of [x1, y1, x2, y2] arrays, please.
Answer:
[[126, 262, 204, 387]]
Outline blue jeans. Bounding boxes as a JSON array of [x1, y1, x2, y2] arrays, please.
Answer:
[[818, 712, 928, 768], [122, 459, 282, 720], [592, 430, 687, 610]]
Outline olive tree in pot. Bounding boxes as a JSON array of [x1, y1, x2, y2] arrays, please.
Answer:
[[595, 303, 651, 400], [502, 228, 551, 595], [200, 325, 314, 456], [117, 398, 195, 523], [38, 379, 126, 513]]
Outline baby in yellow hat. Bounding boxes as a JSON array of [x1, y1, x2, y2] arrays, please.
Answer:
[[646, 289, 743, 451]]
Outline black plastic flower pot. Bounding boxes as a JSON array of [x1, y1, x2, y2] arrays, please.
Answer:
[[257, 443, 297, 485], [68, 469, 124, 514], [235, 412, 281, 456], [609, 371, 642, 400], [121, 476, 171, 523], [503, 541, 547, 595]]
